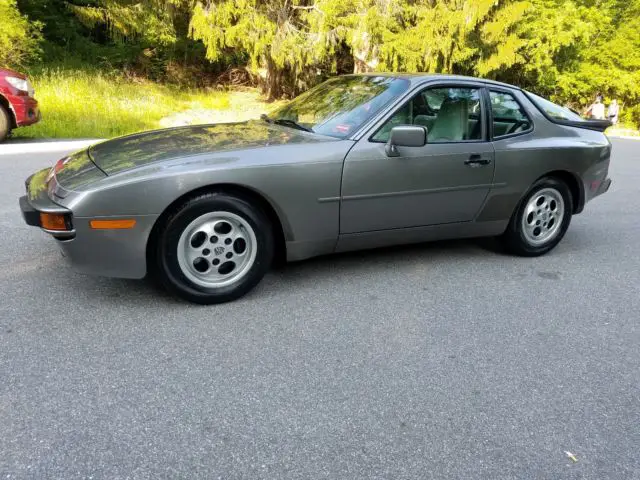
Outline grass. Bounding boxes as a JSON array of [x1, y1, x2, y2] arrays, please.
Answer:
[[606, 124, 640, 138], [13, 68, 279, 139]]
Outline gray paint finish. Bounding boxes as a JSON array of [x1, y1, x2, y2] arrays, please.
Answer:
[[340, 140, 496, 233], [20, 74, 612, 279], [58, 214, 159, 278], [86, 121, 339, 175]]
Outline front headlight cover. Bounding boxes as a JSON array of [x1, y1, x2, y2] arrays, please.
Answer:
[[6, 76, 35, 96]]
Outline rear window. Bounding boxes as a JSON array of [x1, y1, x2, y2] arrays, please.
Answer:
[[490, 91, 532, 138], [526, 92, 583, 121]]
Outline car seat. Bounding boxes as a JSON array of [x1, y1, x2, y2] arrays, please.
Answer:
[[427, 98, 469, 142]]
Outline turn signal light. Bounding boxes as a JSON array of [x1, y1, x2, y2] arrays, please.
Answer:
[[40, 212, 70, 231], [89, 219, 137, 230]]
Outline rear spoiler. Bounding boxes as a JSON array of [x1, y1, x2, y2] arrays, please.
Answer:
[[553, 119, 612, 132], [523, 92, 612, 132]]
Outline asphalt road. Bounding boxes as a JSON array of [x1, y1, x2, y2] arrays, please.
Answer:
[[1, 139, 639, 479]]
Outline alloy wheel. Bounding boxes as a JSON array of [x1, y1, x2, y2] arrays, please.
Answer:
[[521, 187, 565, 246], [177, 211, 258, 288]]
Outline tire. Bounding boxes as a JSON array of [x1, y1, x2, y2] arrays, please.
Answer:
[[154, 192, 274, 304], [0, 105, 11, 142], [502, 177, 573, 256]]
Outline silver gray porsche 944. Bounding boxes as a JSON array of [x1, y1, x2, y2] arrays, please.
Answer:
[[20, 74, 612, 304]]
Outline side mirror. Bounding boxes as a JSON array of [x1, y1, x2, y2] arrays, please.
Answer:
[[385, 125, 427, 157]]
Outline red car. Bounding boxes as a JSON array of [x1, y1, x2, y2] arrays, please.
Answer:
[[0, 67, 41, 141]]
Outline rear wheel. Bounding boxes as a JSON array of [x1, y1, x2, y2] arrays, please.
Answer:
[[0, 105, 11, 142], [154, 192, 274, 304], [502, 177, 573, 256]]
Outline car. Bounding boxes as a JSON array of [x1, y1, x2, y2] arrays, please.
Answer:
[[0, 67, 41, 141], [19, 74, 612, 304]]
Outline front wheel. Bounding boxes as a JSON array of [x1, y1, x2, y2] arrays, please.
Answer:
[[154, 192, 274, 304], [0, 106, 11, 142], [502, 177, 573, 256]]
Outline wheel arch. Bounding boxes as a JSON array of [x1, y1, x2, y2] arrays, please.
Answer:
[[539, 170, 584, 214], [146, 183, 290, 272], [0, 93, 17, 129], [477, 168, 584, 224]]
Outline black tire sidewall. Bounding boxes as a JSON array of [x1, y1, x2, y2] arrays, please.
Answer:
[[505, 178, 573, 256], [0, 106, 10, 142], [156, 193, 274, 304]]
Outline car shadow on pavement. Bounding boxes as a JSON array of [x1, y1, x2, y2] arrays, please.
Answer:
[[260, 237, 501, 293], [45, 237, 495, 306], [21, 230, 598, 307], [284, 236, 500, 270]]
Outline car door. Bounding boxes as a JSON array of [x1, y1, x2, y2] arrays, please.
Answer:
[[339, 83, 496, 234]]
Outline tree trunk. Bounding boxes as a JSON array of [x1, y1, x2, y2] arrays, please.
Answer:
[[265, 57, 284, 101], [353, 56, 372, 74]]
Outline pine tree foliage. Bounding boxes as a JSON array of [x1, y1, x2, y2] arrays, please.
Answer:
[[68, 0, 179, 44], [12, 0, 640, 124]]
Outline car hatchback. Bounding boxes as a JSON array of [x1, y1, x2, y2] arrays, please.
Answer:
[[19, 74, 611, 304]]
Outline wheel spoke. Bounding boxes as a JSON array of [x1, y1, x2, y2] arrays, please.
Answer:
[[185, 249, 201, 265]]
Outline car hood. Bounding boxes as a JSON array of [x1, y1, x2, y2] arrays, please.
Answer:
[[88, 120, 333, 175], [0, 67, 27, 79]]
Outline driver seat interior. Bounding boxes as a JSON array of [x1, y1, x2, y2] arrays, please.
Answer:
[[427, 98, 469, 142]]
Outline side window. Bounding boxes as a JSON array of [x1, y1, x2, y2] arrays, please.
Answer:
[[489, 91, 532, 138], [372, 87, 484, 143]]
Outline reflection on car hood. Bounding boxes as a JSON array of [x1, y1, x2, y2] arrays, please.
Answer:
[[53, 149, 107, 192], [88, 121, 329, 175]]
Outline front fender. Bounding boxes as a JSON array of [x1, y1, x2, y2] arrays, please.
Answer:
[[65, 141, 352, 251]]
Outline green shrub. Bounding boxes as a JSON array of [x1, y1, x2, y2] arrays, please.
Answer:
[[0, 0, 42, 68]]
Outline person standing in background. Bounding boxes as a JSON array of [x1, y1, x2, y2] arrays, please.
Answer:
[[586, 97, 606, 119], [607, 100, 620, 124]]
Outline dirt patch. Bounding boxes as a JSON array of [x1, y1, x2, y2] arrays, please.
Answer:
[[159, 90, 284, 128]]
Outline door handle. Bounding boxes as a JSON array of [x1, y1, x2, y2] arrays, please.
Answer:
[[464, 154, 491, 166]]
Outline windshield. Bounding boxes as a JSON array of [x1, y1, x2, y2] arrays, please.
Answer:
[[526, 92, 583, 121], [267, 76, 411, 139]]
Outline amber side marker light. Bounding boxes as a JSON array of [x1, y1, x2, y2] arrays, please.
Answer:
[[89, 219, 137, 230], [40, 212, 70, 231]]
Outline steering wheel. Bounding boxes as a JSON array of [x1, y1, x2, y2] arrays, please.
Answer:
[[507, 119, 529, 135]]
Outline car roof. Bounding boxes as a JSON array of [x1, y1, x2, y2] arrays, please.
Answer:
[[343, 72, 520, 91]]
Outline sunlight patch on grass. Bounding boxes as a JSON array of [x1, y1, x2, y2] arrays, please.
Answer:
[[606, 124, 640, 138], [13, 69, 277, 139]]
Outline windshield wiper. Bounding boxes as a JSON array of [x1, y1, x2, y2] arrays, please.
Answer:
[[261, 114, 313, 133], [273, 119, 313, 132]]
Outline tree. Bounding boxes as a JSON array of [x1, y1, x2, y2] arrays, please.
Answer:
[[67, 0, 179, 44], [0, 0, 42, 68], [11, 0, 640, 126], [189, 0, 325, 99], [481, 0, 640, 116], [306, 0, 532, 75], [55, 0, 215, 84]]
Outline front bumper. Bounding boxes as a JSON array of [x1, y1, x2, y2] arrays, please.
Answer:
[[10, 95, 41, 127], [19, 195, 40, 227], [19, 194, 75, 238], [20, 169, 76, 238]]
